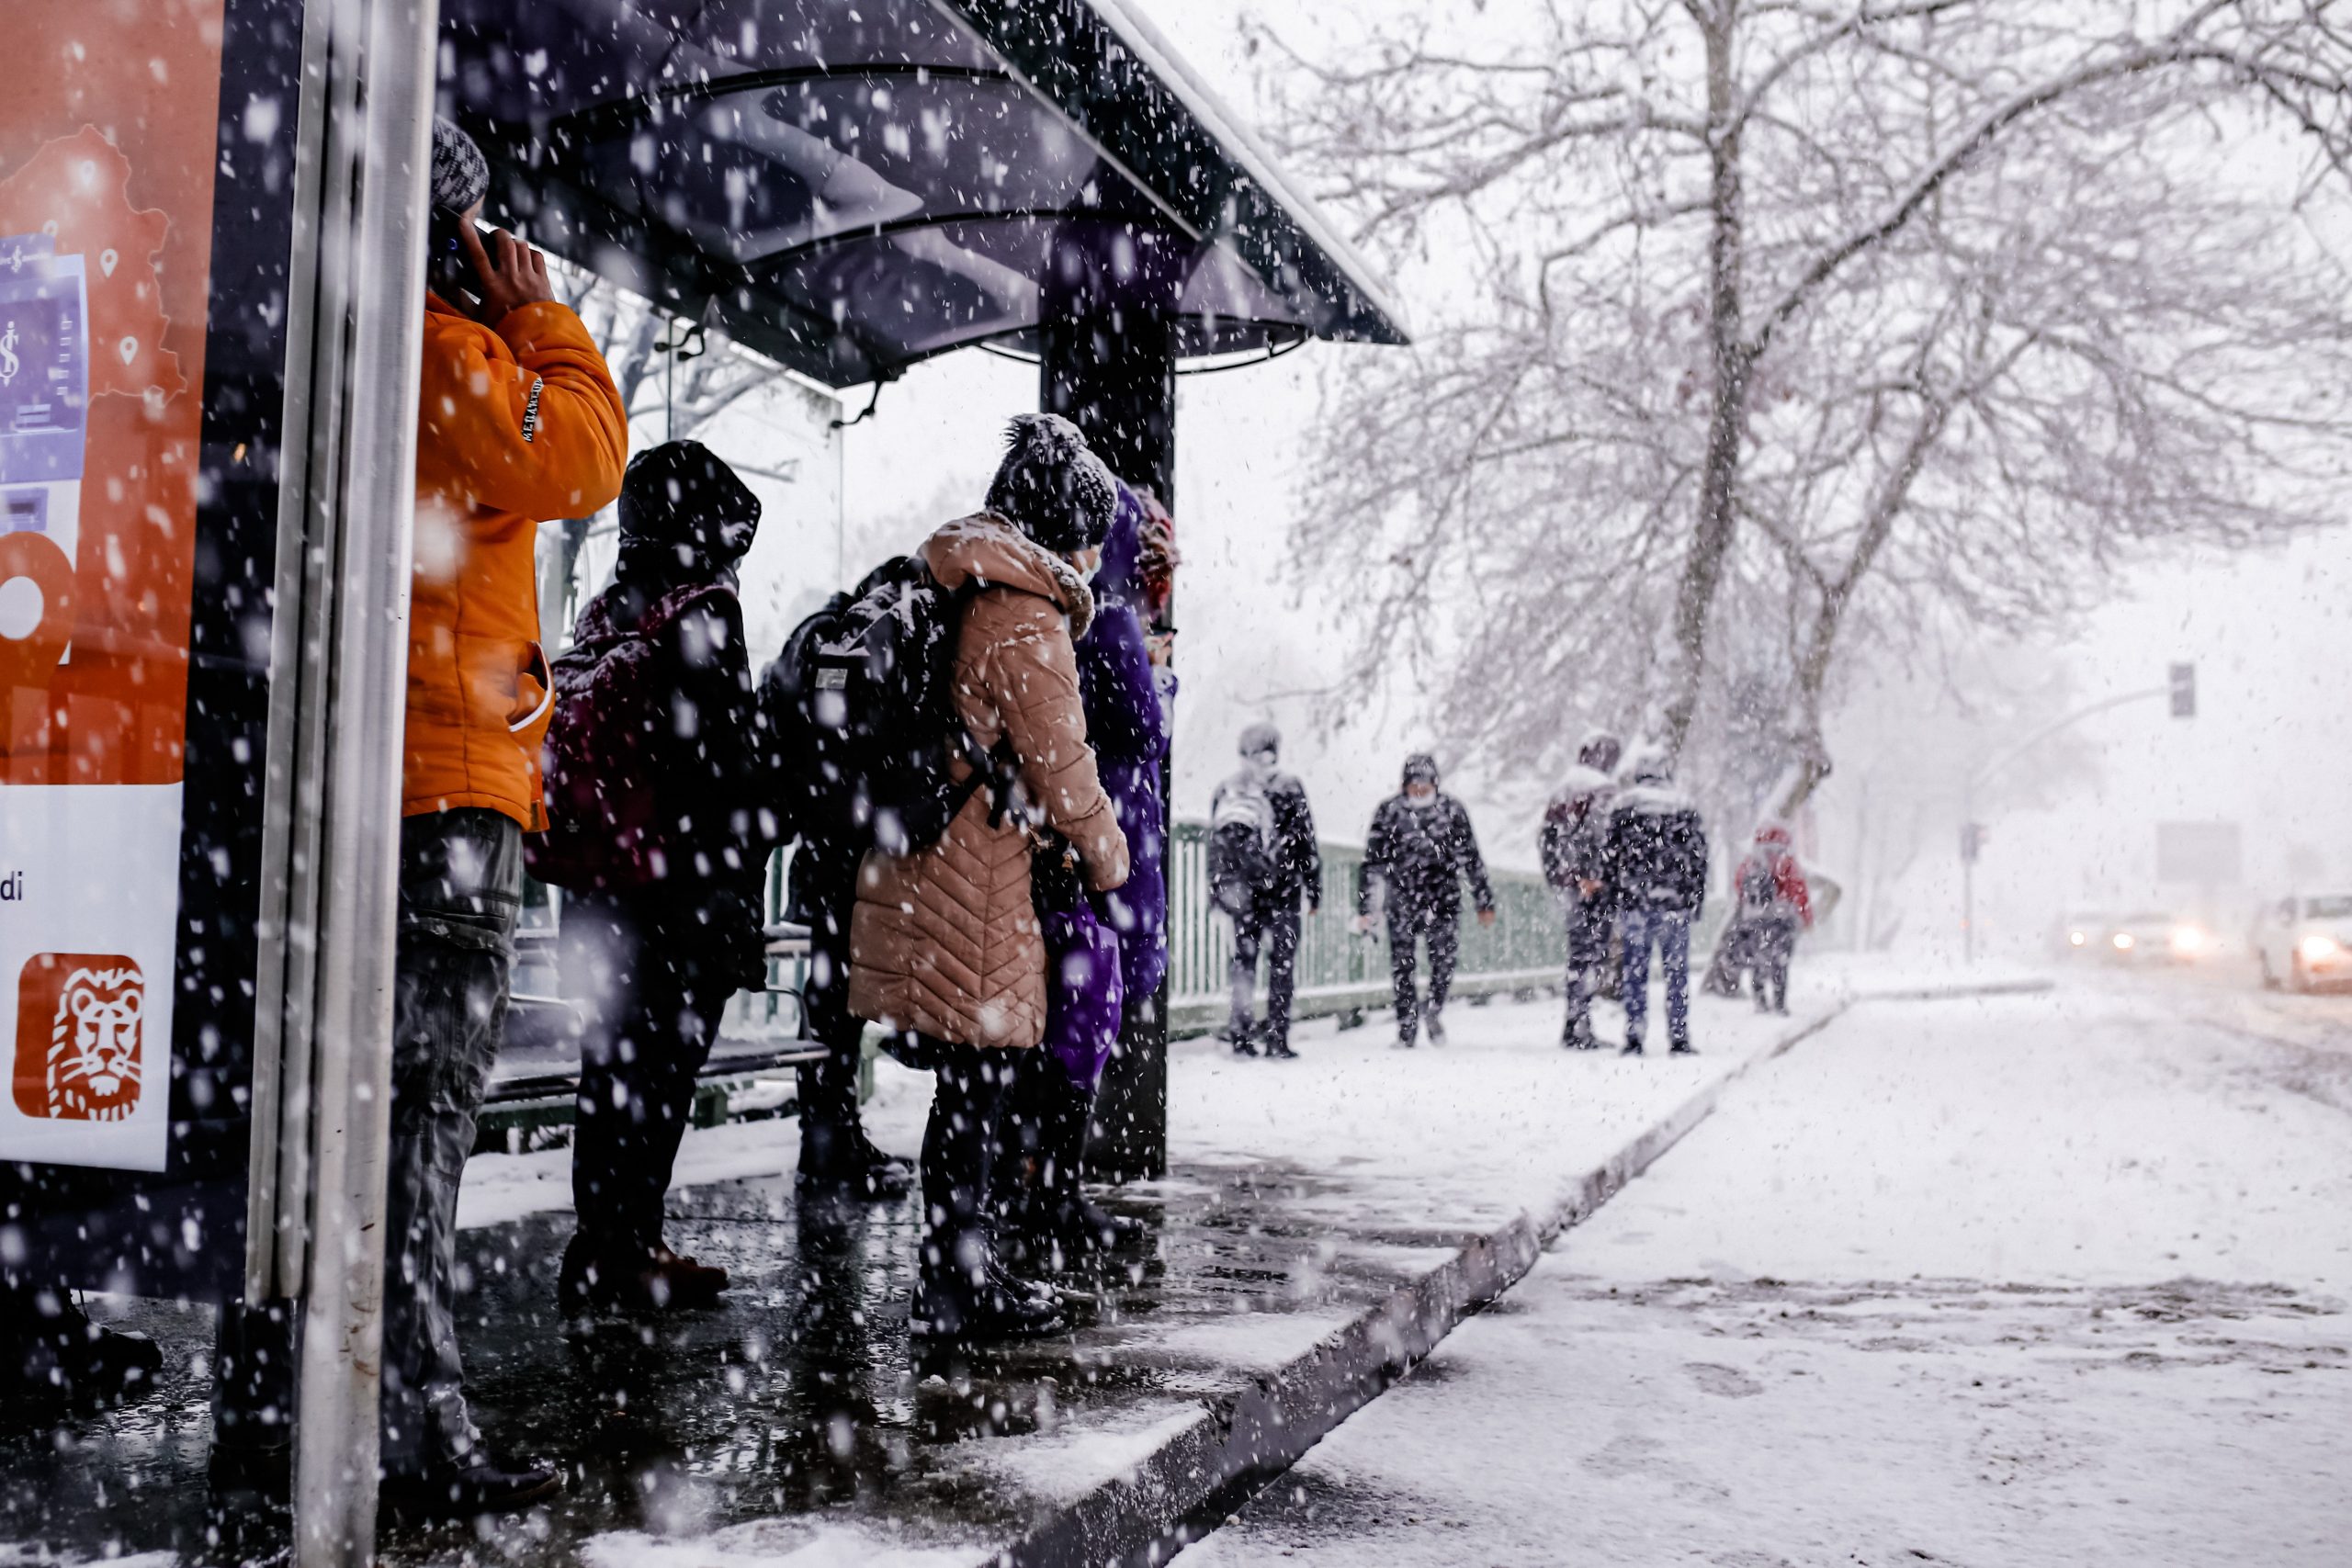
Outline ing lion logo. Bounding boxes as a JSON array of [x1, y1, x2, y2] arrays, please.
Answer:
[[14, 953, 145, 1122]]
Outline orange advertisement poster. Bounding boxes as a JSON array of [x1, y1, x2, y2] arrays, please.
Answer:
[[2, 0, 223, 784], [1, 0, 228, 1172]]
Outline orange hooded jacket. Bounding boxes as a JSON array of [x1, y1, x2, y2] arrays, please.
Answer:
[[406, 296, 628, 829]]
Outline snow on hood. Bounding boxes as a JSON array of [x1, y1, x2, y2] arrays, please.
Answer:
[[1615, 781, 1696, 816], [1548, 763, 1614, 808]]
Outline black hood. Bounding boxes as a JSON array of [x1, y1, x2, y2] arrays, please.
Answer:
[[616, 439, 760, 582]]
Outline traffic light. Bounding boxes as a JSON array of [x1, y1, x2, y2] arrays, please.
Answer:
[[2169, 662, 2196, 718], [1961, 822, 1986, 863]]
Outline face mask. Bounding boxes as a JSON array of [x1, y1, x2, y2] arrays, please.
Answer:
[[1405, 784, 1438, 807]]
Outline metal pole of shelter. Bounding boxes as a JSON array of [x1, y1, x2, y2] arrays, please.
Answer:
[[280, 0, 439, 1559], [1040, 222, 1182, 1183]]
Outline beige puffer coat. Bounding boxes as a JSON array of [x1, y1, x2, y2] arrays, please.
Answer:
[[847, 513, 1131, 1050]]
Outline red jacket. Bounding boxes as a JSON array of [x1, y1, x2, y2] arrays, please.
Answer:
[[1735, 828, 1813, 928]]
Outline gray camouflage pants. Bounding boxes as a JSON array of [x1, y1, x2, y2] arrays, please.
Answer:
[[380, 808, 521, 1476]]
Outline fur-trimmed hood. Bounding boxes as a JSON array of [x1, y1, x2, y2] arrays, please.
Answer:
[[920, 511, 1097, 640]]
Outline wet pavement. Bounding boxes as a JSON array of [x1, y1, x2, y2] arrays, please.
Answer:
[[0, 986, 1910, 1565], [0, 1160, 1457, 1566]]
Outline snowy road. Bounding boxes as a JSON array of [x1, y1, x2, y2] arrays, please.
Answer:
[[1182, 979, 2352, 1567]]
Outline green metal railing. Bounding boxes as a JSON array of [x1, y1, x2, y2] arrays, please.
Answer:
[[1164, 820, 1563, 1034], [680, 820, 1566, 1040]]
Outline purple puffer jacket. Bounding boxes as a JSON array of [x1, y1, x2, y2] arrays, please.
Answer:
[[1042, 484, 1170, 1090]]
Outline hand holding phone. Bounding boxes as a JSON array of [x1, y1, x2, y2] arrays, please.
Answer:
[[457, 222, 555, 323]]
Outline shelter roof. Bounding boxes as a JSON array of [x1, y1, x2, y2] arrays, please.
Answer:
[[439, 0, 1408, 387]]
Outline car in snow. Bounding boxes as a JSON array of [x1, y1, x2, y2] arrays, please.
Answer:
[[2052, 910, 2112, 959], [2100, 910, 2213, 964], [2251, 894, 2352, 992]]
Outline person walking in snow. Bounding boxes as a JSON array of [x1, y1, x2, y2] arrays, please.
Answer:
[[1208, 723, 1323, 1058], [1355, 755, 1495, 1047], [534, 442, 777, 1318], [1604, 749, 1709, 1055], [1541, 730, 1623, 1049], [1729, 823, 1814, 1015]]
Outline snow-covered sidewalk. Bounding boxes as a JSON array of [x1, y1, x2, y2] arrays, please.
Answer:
[[1182, 979, 2352, 1567], [9, 958, 2032, 1568]]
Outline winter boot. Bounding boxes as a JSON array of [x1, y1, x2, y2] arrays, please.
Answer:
[[912, 1249, 1070, 1343], [1422, 1003, 1447, 1046], [1669, 1040, 1697, 1056], [1263, 1036, 1300, 1060], [1620, 1036, 1645, 1056], [798, 1123, 916, 1200], [1005, 1070, 1148, 1269], [559, 1231, 728, 1315], [797, 1047, 915, 1200], [1227, 1021, 1259, 1057], [380, 1453, 562, 1519], [2, 1286, 164, 1408]]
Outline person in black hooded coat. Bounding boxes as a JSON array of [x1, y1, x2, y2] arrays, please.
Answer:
[[1355, 754, 1495, 1046], [551, 441, 775, 1314]]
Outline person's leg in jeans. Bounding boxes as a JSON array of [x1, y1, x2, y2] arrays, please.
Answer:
[[568, 898, 730, 1303], [913, 1045, 1063, 1339], [381, 808, 520, 1481], [1763, 919, 1793, 1013], [794, 852, 910, 1193], [1386, 904, 1425, 1043], [1226, 906, 1265, 1053], [1564, 902, 1608, 1045], [1661, 913, 1693, 1049], [1426, 906, 1460, 1014], [1261, 896, 1302, 1055], [1620, 908, 1655, 1048], [918, 1049, 1004, 1297]]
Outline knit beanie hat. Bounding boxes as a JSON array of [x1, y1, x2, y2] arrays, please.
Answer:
[[430, 117, 490, 214], [1402, 753, 1440, 786], [617, 440, 761, 568], [987, 413, 1117, 553], [1238, 721, 1282, 759]]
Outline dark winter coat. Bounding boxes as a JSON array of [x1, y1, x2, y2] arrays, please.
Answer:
[[1359, 795, 1494, 918], [1539, 764, 1616, 902], [551, 571, 770, 964], [1605, 780, 1709, 918]]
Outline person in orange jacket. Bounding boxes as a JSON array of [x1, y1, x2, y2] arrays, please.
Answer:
[[378, 118, 627, 1517]]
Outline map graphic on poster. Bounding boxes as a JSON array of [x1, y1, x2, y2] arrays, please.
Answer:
[[1, 9, 224, 1174]]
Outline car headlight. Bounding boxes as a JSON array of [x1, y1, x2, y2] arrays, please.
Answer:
[[2069, 931, 2086, 947], [2301, 934, 2339, 964], [2113, 932, 2135, 951], [2170, 925, 2208, 954]]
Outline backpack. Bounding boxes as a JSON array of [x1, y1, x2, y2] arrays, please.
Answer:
[[1738, 856, 1781, 915], [1208, 818, 1277, 916], [528, 582, 729, 893], [762, 555, 991, 860]]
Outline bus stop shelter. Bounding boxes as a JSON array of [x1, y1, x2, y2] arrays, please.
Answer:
[[0, 0, 1401, 1562]]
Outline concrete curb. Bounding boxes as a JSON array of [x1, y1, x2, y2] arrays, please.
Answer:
[[1002, 979, 2048, 1568]]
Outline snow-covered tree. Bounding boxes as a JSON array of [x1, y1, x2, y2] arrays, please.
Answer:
[[1256, 0, 2352, 808]]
